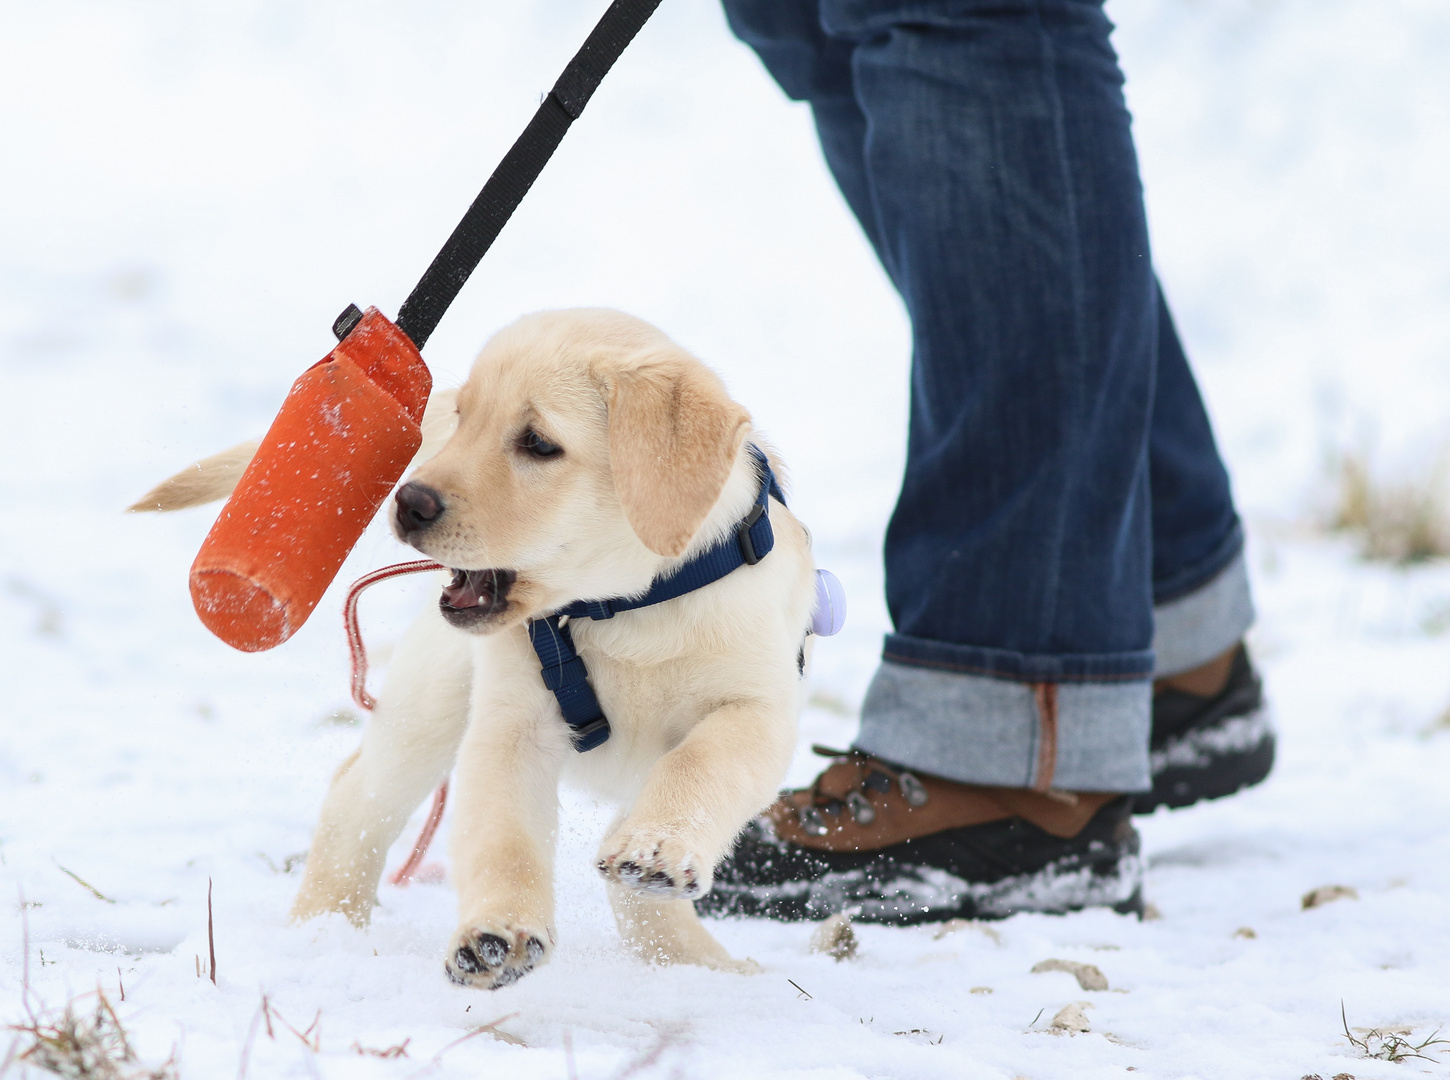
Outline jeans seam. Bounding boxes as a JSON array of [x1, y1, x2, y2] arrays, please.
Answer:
[[1034, 0, 1086, 652], [1030, 682, 1058, 790]]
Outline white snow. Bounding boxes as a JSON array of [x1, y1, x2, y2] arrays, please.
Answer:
[[4, 1, 1450, 1077]]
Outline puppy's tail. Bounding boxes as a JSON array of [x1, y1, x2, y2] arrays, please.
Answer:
[[128, 439, 262, 512], [128, 387, 460, 513]]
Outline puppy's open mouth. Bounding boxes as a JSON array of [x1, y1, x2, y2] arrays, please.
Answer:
[[438, 567, 516, 630]]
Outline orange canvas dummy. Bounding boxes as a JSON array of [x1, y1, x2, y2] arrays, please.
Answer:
[[185, 0, 662, 652], [190, 308, 429, 651]]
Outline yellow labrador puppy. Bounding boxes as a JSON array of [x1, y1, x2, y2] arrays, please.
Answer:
[[136, 309, 817, 988]]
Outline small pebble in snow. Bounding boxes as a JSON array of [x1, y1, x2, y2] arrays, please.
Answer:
[[809, 913, 857, 961], [1049, 1001, 1093, 1034], [1142, 902, 1163, 920], [1233, 926, 1257, 939], [970, 987, 993, 995], [1031, 959, 1108, 991], [1302, 885, 1358, 909]]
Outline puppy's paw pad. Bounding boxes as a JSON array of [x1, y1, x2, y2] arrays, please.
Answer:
[[444, 924, 550, 990], [597, 833, 710, 899]]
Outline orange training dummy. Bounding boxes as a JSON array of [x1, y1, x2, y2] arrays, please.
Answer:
[[189, 307, 429, 651]]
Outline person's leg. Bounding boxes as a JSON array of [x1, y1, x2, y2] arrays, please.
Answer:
[[711, 0, 1266, 921], [715, 0, 1152, 922], [808, 0, 1160, 794]]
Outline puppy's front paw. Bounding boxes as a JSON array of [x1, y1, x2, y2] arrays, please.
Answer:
[[597, 830, 712, 900], [445, 923, 551, 990]]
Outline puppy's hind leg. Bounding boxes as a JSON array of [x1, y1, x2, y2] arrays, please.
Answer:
[[292, 602, 471, 925]]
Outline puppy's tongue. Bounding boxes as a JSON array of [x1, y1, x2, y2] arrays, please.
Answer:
[[442, 569, 493, 609]]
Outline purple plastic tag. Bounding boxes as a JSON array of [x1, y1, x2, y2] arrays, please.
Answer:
[[811, 568, 846, 637]]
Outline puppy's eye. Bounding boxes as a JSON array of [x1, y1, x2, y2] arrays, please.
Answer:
[[519, 429, 562, 458]]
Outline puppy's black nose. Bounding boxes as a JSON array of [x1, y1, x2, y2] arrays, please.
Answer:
[[395, 482, 445, 533]]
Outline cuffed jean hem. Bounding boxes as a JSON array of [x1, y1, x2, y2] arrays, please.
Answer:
[[1152, 548, 1255, 678], [855, 662, 1151, 792], [882, 637, 1154, 682]]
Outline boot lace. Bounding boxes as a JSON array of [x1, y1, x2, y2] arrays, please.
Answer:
[[797, 745, 929, 835]]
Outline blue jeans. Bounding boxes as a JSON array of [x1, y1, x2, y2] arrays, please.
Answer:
[[725, 0, 1253, 792]]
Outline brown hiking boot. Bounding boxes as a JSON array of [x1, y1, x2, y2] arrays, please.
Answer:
[[699, 747, 1143, 924]]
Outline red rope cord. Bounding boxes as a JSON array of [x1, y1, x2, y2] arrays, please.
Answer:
[[388, 780, 449, 885], [343, 559, 449, 886], [344, 558, 443, 711]]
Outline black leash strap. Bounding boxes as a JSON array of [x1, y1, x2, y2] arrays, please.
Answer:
[[393, 0, 665, 350]]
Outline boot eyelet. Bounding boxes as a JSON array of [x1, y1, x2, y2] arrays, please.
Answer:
[[898, 772, 929, 807], [798, 805, 829, 836], [845, 791, 876, 825]]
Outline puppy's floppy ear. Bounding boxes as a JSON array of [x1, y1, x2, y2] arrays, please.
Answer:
[[603, 357, 751, 557]]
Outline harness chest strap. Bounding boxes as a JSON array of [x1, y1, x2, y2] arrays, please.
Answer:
[[529, 444, 782, 752]]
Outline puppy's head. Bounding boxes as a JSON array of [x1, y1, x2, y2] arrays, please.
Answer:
[[396, 309, 751, 633]]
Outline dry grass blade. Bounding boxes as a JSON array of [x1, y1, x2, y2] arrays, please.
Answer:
[[3, 1033, 24, 1078], [608, 1028, 684, 1080], [55, 865, 116, 905], [351, 1039, 410, 1059], [1341, 1001, 1449, 1063], [206, 879, 216, 986], [263, 999, 321, 1053], [236, 1000, 266, 1080], [238, 992, 325, 1077], [404, 1013, 521, 1078]]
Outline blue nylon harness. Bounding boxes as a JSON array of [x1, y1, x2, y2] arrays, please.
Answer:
[[526, 445, 785, 752]]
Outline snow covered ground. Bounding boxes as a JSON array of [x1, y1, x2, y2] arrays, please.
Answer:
[[4, 0, 1450, 1076]]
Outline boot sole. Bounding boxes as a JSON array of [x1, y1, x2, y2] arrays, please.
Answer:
[[699, 810, 1144, 925], [1133, 706, 1276, 814]]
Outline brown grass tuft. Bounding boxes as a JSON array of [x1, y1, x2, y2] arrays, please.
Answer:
[[1341, 1001, 1448, 1063], [8, 991, 177, 1080], [1328, 448, 1450, 563]]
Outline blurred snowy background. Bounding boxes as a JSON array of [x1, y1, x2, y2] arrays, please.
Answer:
[[3, 1, 1450, 1077]]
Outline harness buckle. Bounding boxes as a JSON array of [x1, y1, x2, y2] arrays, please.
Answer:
[[570, 715, 611, 751], [736, 502, 766, 565]]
